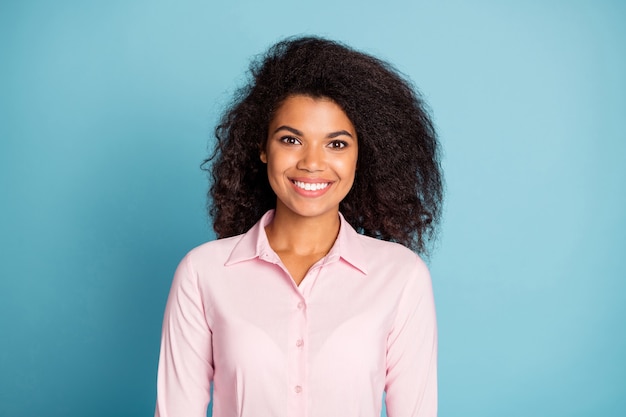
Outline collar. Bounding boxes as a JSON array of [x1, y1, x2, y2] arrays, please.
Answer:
[[224, 210, 368, 275]]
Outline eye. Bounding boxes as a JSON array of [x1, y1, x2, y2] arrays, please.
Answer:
[[280, 136, 301, 145], [327, 140, 348, 149]]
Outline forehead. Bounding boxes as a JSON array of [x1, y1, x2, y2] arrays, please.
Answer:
[[270, 95, 355, 132]]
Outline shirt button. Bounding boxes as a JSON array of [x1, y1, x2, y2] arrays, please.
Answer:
[[297, 302, 304, 309], [296, 339, 304, 347], [294, 385, 302, 393]]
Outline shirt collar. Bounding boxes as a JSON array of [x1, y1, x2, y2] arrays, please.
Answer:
[[225, 210, 368, 275]]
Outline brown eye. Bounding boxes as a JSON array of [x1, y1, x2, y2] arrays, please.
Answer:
[[280, 136, 301, 145], [328, 140, 347, 149]]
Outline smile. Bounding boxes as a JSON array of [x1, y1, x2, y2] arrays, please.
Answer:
[[292, 180, 331, 191]]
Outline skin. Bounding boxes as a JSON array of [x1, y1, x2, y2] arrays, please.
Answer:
[[260, 95, 358, 285]]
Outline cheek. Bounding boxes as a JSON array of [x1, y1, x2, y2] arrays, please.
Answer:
[[264, 151, 292, 190], [265, 152, 284, 175], [266, 147, 300, 172], [340, 154, 358, 180]]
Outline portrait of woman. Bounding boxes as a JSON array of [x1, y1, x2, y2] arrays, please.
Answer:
[[3, 2, 623, 417], [154, 36, 444, 417]]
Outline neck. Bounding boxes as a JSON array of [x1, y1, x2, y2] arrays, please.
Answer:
[[265, 206, 340, 256]]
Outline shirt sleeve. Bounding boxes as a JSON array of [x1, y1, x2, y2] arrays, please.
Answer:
[[384, 256, 438, 417], [155, 255, 214, 417]]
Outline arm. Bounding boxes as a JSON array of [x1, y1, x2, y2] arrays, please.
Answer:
[[155, 255, 214, 417], [385, 257, 438, 417]]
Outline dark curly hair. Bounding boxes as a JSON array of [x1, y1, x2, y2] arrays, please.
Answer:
[[204, 36, 443, 255]]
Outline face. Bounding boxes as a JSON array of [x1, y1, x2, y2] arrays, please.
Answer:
[[261, 95, 358, 221]]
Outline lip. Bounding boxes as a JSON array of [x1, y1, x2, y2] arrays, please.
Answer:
[[289, 177, 334, 197]]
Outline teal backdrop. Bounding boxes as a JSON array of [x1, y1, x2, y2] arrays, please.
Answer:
[[1, 0, 624, 416]]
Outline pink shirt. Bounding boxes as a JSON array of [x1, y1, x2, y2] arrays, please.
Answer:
[[155, 210, 437, 417]]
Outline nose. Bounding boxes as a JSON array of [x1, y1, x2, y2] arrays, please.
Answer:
[[296, 145, 325, 172]]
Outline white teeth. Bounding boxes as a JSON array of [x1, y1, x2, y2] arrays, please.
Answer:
[[293, 181, 330, 191]]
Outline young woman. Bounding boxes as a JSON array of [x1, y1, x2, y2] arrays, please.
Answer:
[[155, 36, 443, 417]]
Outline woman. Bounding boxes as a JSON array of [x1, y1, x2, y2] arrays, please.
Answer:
[[155, 36, 443, 417]]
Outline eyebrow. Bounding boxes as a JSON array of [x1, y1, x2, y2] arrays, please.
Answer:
[[273, 125, 354, 139]]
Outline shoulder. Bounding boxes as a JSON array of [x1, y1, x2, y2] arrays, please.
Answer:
[[350, 233, 431, 287], [359, 233, 426, 267], [338, 216, 429, 280], [181, 234, 245, 271], [167, 235, 246, 300]]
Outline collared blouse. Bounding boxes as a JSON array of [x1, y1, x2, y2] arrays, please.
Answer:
[[155, 210, 437, 417]]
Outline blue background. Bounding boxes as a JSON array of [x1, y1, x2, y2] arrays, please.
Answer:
[[1, 0, 624, 416]]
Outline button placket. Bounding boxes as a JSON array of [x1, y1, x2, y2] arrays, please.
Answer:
[[288, 295, 308, 415]]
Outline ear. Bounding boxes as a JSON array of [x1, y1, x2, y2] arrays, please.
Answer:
[[260, 151, 267, 164]]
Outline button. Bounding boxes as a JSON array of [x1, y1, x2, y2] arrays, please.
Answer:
[[297, 302, 304, 309], [294, 385, 302, 393], [296, 339, 304, 347]]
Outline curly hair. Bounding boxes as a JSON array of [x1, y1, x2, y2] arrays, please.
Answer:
[[204, 36, 443, 255]]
